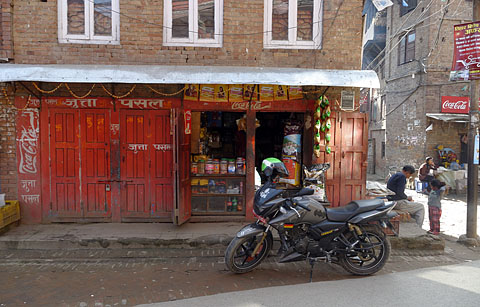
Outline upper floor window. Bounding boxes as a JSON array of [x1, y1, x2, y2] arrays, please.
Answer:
[[163, 0, 223, 47], [58, 0, 120, 44], [398, 31, 415, 65], [264, 0, 323, 49], [400, 0, 417, 17]]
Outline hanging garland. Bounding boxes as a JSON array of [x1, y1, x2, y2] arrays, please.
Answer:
[[65, 83, 96, 99], [32, 82, 64, 94], [145, 84, 186, 96], [100, 84, 137, 99], [313, 95, 332, 157]]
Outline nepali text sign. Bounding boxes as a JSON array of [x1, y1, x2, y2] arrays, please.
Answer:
[[450, 22, 480, 81], [441, 96, 480, 113]]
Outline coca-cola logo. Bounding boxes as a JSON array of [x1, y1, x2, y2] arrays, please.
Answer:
[[442, 100, 468, 110]]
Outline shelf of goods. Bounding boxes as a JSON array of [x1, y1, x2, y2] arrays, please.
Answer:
[[191, 175, 245, 215]]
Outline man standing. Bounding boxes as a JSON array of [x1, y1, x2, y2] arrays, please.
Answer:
[[387, 165, 425, 227]]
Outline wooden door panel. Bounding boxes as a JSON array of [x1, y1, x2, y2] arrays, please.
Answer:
[[340, 113, 368, 205], [151, 111, 174, 216], [120, 111, 150, 218], [50, 110, 81, 217], [81, 110, 111, 218]]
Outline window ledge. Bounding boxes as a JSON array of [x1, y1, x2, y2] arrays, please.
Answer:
[[59, 38, 120, 45]]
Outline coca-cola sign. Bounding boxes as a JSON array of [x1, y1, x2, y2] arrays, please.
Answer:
[[441, 96, 469, 114]]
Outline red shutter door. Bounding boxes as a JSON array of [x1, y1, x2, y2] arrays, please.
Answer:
[[49, 109, 82, 218], [339, 112, 368, 205], [120, 110, 150, 218], [81, 110, 112, 218], [151, 111, 174, 217]]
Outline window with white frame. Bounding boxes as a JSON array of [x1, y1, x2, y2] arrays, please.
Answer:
[[164, 0, 223, 47], [264, 0, 323, 49], [58, 0, 120, 44]]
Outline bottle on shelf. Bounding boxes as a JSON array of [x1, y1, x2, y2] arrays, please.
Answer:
[[232, 197, 237, 212], [237, 199, 243, 211]]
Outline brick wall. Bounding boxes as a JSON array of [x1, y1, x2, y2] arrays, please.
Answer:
[[0, 83, 17, 199], [11, 0, 363, 69], [0, 0, 13, 59]]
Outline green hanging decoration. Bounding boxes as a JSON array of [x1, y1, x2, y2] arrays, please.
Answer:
[[325, 133, 331, 142], [325, 145, 332, 154], [315, 132, 321, 143], [325, 119, 331, 130]]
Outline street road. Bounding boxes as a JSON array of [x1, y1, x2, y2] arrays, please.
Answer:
[[1, 242, 479, 307]]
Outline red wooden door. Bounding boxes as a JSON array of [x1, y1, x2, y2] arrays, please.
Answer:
[[120, 110, 150, 218], [81, 110, 111, 218], [120, 110, 174, 220], [49, 109, 81, 218], [151, 111, 174, 217], [173, 109, 191, 225], [339, 112, 368, 205]]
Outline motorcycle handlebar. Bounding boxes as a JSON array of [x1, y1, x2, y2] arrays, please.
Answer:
[[294, 201, 311, 212]]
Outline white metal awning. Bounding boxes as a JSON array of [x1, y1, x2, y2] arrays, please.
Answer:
[[426, 113, 469, 123], [0, 64, 380, 88]]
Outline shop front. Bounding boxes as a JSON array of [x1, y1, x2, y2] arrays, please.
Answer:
[[2, 64, 379, 224]]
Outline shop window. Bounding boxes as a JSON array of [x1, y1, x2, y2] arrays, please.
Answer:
[[58, 0, 120, 44], [163, 0, 223, 47], [400, 0, 417, 17], [398, 31, 415, 65], [264, 0, 323, 49]]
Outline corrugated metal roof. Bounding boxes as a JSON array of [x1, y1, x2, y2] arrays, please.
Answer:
[[0, 64, 380, 88], [426, 113, 469, 123]]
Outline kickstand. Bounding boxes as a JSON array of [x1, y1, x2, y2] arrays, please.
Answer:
[[309, 258, 315, 283]]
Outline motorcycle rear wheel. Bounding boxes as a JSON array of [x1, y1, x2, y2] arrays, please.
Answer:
[[225, 233, 273, 274], [339, 225, 390, 276]]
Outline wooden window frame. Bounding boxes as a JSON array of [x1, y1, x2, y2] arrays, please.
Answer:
[[264, 0, 323, 49], [400, 0, 417, 17], [58, 0, 120, 45], [398, 31, 415, 65], [163, 0, 223, 48]]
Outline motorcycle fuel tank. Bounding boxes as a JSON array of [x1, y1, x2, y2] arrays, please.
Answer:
[[268, 197, 327, 225]]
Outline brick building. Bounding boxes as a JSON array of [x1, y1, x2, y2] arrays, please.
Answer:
[[363, 0, 474, 177], [0, 0, 378, 224]]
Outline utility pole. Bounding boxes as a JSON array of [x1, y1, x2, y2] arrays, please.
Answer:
[[466, 0, 480, 240]]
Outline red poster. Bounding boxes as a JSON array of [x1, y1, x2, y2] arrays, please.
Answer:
[[184, 110, 192, 135], [450, 22, 480, 81], [441, 96, 480, 113], [441, 96, 469, 113]]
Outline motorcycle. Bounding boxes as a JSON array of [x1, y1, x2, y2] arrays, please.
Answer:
[[225, 158, 397, 277]]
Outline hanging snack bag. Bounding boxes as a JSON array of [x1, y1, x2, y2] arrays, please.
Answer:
[[280, 120, 302, 186]]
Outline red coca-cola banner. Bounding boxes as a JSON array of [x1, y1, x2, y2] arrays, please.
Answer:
[[441, 96, 480, 114], [450, 22, 480, 81], [441, 96, 469, 113]]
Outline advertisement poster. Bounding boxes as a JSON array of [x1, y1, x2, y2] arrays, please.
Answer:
[[229, 85, 244, 102], [259, 85, 274, 101], [450, 22, 480, 81], [243, 84, 256, 100], [214, 84, 228, 102], [199, 85, 214, 101], [184, 84, 199, 101], [274, 85, 287, 101], [288, 86, 303, 100]]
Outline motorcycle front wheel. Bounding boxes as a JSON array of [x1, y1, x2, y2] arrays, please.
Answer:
[[339, 225, 390, 276], [225, 232, 273, 274]]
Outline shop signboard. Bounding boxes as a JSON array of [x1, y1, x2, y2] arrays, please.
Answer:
[[441, 96, 480, 114], [450, 22, 480, 81]]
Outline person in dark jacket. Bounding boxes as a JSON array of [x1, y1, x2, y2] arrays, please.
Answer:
[[387, 165, 425, 227]]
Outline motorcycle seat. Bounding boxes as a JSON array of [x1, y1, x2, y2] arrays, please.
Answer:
[[325, 199, 385, 222]]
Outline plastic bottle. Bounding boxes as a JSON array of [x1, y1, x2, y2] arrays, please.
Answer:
[[232, 197, 237, 212]]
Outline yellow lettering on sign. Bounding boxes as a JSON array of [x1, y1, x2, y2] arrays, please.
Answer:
[[86, 117, 93, 129], [137, 117, 144, 124]]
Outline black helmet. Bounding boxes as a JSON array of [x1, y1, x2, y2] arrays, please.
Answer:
[[261, 157, 289, 178]]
